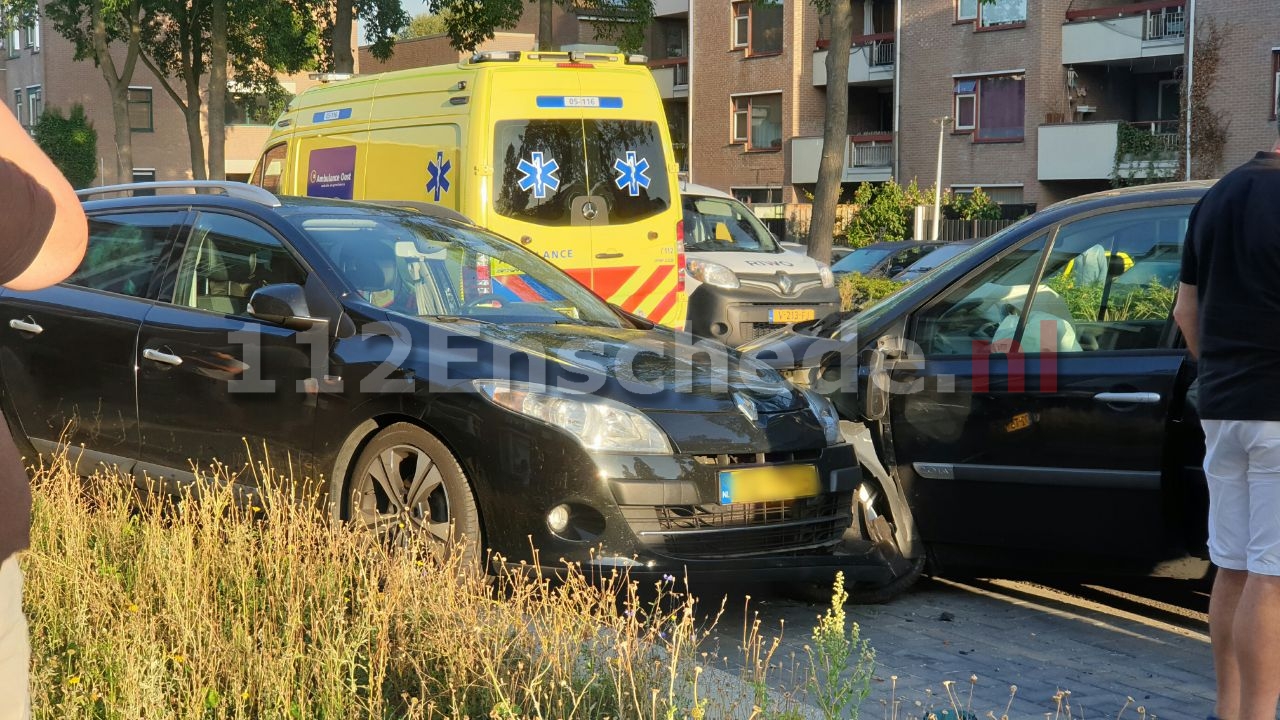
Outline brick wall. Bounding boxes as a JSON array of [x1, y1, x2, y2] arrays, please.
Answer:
[[358, 32, 537, 75], [1197, 0, 1280, 174]]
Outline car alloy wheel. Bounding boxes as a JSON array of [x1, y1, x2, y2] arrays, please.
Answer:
[[347, 423, 481, 563]]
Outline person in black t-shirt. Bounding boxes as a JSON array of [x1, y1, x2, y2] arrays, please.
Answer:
[[1175, 123, 1280, 720], [0, 104, 88, 719]]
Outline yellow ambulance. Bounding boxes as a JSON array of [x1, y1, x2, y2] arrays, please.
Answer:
[[250, 50, 687, 328]]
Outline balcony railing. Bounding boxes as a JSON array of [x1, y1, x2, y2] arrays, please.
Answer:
[[870, 39, 894, 67], [1126, 119, 1180, 154], [1144, 6, 1184, 40], [850, 135, 893, 168]]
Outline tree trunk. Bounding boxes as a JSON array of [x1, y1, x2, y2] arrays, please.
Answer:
[[207, 0, 228, 180], [333, 0, 355, 73], [185, 75, 207, 180], [538, 0, 553, 50], [808, 0, 855, 266], [91, 0, 132, 183]]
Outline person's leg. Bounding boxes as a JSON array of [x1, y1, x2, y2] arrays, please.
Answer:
[[0, 554, 30, 720], [1235, 421, 1280, 720], [1203, 419, 1251, 720]]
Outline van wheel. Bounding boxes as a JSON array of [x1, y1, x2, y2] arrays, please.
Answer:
[[346, 423, 481, 565]]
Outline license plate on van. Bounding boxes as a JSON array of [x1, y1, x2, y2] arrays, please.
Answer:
[[718, 465, 821, 504], [769, 308, 815, 323]]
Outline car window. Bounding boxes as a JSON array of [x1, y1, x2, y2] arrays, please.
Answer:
[[832, 247, 895, 274], [251, 142, 288, 195], [493, 119, 671, 227], [65, 211, 184, 298], [1038, 203, 1190, 351], [682, 196, 779, 253], [171, 212, 306, 316], [295, 213, 624, 327], [913, 233, 1051, 356]]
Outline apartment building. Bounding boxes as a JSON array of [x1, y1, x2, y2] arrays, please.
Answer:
[[1, 3, 334, 185], [689, 0, 1278, 220]]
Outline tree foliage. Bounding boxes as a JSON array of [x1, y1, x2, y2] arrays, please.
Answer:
[[429, 0, 654, 54], [32, 105, 98, 189], [398, 12, 449, 40], [943, 186, 1002, 221], [841, 180, 929, 248]]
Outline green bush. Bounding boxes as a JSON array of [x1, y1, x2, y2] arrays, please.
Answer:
[[944, 186, 1002, 221], [32, 104, 97, 190], [840, 180, 930, 249], [838, 272, 906, 312]]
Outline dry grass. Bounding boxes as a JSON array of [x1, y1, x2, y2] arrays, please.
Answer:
[[23, 455, 828, 719]]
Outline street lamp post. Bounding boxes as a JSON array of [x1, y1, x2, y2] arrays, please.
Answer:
[[931, 116, 952, 242]]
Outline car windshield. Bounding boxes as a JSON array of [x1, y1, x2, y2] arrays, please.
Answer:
[[296, 213, 624, 327], [832, 247, 895, 274], [682, 196, 780, 253], [897, 244, 973, 280]]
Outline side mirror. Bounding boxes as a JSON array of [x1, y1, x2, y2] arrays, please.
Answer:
[[248, 283, 328, 331], [610, 303, 655, 330]]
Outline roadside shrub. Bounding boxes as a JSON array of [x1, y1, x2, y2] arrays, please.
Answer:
[[839, 272, 906, 313], [32, 104, 97, 189]]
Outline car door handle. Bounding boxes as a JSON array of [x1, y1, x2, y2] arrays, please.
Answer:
[[595, 252, 625, 260], [1094, 392, 1161, 404], [8, 318, 43, 335], [143, 348, 183, 367]]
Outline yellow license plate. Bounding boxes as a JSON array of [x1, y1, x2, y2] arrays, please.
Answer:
[[769, 308, 816, 323], [718, 465, 821, 504]]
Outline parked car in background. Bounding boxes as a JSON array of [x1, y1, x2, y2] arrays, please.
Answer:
[[831, 241, 950, 280], [892, 242, 977, 283], [1, 181, 898, 587], [681, 183, 839, 346], [742, 182, 1213, 600]]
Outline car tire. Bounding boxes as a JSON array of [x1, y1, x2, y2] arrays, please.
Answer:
[[345, 423, 482, 565]]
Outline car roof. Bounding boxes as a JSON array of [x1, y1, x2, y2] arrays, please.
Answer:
[[80, 189, 476, 227], [678, 181, 734, 199]]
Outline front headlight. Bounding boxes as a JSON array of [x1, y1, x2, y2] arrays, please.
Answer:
[[804, 390, 842, 446], [686, 259, 740, 290], [817, 262, 835, 289], [474, 380, 673, 454]]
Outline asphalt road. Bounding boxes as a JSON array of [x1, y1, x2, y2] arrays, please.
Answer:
[[694, 574, 1214, 719]]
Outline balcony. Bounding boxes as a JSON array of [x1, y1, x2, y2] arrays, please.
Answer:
[[652, 0, 687, 17], [1038, 120, 1179, 181], [649, 57, 688, 100], [1062, 1, 1185, 65], [791, 134, 893, 184], [812, 33, 895, 87]]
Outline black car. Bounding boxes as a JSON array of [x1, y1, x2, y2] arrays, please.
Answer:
[[743, 182, 1213, 598], [830, 241, 951, 280], [892, 242, 977, 283], [0, 181, 896, 586]]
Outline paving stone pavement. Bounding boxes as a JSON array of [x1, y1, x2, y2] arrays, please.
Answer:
[[699, 576, 1214, 720]]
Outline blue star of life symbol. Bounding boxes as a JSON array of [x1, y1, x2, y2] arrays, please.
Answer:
[[517, 151, 560, 199], [426, 151, 451, 202], [613, 150, 651, 197]]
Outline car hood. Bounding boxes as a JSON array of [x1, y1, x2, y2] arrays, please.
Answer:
[[413, 320, 807, 415], [738, 321, 858, 372], [689, 250, 822, 275]]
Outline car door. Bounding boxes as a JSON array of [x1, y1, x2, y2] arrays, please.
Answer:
[[875, 201, 1195, 568], [134, 209, 322, 494], [0, 209, 186, 472]]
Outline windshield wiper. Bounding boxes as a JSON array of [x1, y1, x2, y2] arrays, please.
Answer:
[[431, 315, 501, 327]]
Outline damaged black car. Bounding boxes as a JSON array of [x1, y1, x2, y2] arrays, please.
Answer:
[[743, 182, 1214, 600]]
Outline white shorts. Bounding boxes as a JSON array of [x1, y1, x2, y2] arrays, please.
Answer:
[[0, 555, 29, 720], [1202, 420, 1280, 575]]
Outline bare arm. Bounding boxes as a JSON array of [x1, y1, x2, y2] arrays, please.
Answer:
[[1173, 282, 1199, 359], [0, 105, 88, 291]]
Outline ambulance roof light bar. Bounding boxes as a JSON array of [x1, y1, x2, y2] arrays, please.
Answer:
[[470, 50, 521, 63]]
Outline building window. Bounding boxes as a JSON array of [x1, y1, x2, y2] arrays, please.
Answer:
[[128, 87, 153, 132], [12, 89, 22, 127], [8, 28, 18, 57], [731, 0, 782, 56], [954, 80, 977, 130], [24, 17, 37, 51], [226, 87, 288, 126], [132, 169, 157, 195], [732, 3, 749, 48], [731, 93, 783, 151], [26, 86, 42, 126], [957, 0, 978, 22], [979, 0, 1026, 28], [957, 74, 1025, 141], [1272, 51, 1279, 120]]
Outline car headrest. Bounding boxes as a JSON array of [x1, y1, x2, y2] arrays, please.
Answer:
[[338, 241, 397, 293]]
